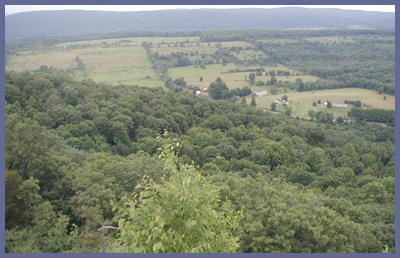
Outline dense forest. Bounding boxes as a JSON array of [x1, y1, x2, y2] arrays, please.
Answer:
[[5, 71, 395, 253]]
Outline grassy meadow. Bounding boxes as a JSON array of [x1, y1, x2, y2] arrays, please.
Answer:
[[169, 63, 320, 90], [250, 88, 395, 118], [6, 36, 319, 89], [6, 37, 198, 87]]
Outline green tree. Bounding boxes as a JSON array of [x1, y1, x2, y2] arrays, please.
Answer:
[[248, 73, 256, 85], [270, 86, 278, 95], [5, 161, 24, 229], [211, 173, 370, 253], [270, 76, 278, 86], [193, 132, 212, 148], [336, 116, 345, 124], [285, 105, 293, 116], [296, 78, 305, 91], [6, 177, 77, 253], [250, 96, 256, 107], [208, 114, 234, 132], [305, 148, 326, 173], [113, 135, 242, 253], [271, 102, 277, 111], [208, 78, 229, 100], [308, 109, 316, 121]]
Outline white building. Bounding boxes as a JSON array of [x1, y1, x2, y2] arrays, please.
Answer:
[[275, 99, 287, 104], [254, 90, 267, 97], [324, 102, 348, 108]]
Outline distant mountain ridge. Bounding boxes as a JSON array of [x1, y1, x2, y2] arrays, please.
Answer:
[[5, 7, 395, 40]]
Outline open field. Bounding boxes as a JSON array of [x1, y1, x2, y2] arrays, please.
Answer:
[[6, 37, 271, 87], [54, 37, 200, 48], [73, 44, 162, 87], [304, 35, 395, 45], [169, 63, 320, 90], [6, 37, 198, 87], [250, 88, 395, 118], [149, 41, 254, 55], [148, 41, 252, 55], [6, 36, 322, 89], [147, 40, 272, 71], [6, 51, 78, 71]]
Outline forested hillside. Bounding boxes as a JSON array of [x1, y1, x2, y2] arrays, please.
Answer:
[[5, 71, 395, 253], [5, 7, 395, 40]]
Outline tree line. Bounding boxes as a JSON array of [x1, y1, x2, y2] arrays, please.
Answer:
[[348, 107, 395, 125]]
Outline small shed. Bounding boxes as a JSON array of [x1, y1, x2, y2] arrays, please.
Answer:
[[254, 90, 268, 97], [275, 99, 287, 105]]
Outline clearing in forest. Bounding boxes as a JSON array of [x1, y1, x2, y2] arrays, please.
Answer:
[[252, 88, 395, 118]]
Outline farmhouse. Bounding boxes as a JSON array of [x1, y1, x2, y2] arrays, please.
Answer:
[[275, 99, 287, 105]]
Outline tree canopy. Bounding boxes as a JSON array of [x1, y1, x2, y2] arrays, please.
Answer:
[[4, 68, 395, 253]]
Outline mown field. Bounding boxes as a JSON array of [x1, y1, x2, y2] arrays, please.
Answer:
[[6, 37, 198, 87], [169, 63, 319, 89], [250, 88, 395, 118], [153, 39, 321, 90], [6, 36, 320, 90]]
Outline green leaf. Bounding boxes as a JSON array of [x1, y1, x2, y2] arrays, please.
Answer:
[[153, 242, 162, 252]]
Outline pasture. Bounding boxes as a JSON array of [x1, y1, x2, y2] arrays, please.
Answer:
[[6, 36, 321, 89], [6, 37, 198, 87], [169, 63, 320, 91], [251, 88, 395, 119]]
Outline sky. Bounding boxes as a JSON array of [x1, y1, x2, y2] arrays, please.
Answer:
[[4, 5, 396, 15]]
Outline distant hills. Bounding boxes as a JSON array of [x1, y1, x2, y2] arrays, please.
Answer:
[[5, 7, 395, 40]]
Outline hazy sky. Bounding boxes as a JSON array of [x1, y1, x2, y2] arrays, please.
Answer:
[[5, 5, 396, 15]]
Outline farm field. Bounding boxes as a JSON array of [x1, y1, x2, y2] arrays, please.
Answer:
[[251, 88, 395, 118], [169, 63, 320, 90], [6, 36, 323, 89], [147, 40, 260, 65], [6, 37, 198, 87], [148, 41, 252, 55]]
